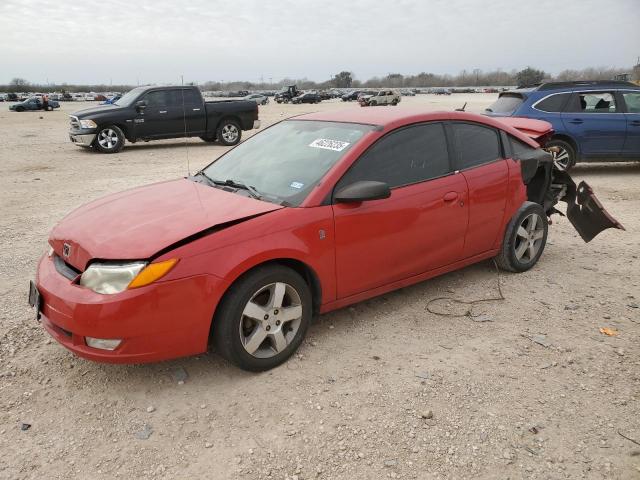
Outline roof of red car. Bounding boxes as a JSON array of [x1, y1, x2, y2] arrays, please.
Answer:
[[293, 108, 551, 146]]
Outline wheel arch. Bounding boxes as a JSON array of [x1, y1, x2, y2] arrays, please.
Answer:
[[96, 121, 131, 140], [216, 114, 242, 132], [209, 257, 323, 339], [550, 133, 580, 156]]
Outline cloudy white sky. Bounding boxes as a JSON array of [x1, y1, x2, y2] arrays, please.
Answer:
[[1, 0, 638, 85]]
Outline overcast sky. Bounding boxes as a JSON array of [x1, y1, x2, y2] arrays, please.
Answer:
[[1, 0, 639, 85]]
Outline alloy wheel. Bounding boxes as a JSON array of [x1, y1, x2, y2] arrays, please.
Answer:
[[552, 146, 571, 170], [239, 282, 303, 358], [97, 128, 119, 149], [221, 124, 239, 143], [514, 213, 545, 262]]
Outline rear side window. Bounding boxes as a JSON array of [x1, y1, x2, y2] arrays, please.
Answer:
[[485, 93, 524, 114], [534, 93, 571, 113], [510, 137, 538, 159], [622, 92, 640, 113], [566, 91, 617, 113], [337, 123, 451, 190], [451, 123, 502, 169]]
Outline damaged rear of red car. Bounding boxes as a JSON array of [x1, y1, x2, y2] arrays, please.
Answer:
[[497, 116, 625, 242]]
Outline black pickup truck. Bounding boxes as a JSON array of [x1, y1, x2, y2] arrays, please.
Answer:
[[68, 85, 260, 153]]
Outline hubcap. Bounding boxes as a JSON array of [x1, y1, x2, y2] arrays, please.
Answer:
[[239, 282, 303, 359], [514, 213, 544, 263], [221, 124, 239, 143], [98, 129, 119, 149], [552, 147, 571, 170]]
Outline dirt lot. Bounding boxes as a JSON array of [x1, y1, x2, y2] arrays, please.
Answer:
[[0, 94, 639, 480]]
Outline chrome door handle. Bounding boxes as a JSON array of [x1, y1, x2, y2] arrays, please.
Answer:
[[159, 110, 167, 114], [192, 108, 201, 111]]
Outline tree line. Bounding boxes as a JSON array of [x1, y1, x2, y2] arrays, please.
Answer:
[[2, 65, 637, 93]]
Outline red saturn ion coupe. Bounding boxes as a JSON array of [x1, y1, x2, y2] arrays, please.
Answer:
[[29, 109, 623, 371]]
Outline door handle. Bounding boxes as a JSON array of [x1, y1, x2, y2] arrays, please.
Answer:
[[631, 120, 640, 126], [568, 119, 583, 124], [159, 110, 167, 114], [443, 191, 458, 202], [192, 108, 201, 111]]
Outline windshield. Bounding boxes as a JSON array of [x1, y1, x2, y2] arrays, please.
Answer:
[[201, 120, 374, 206], [114, 87, 147, 106], [485, 93, 524, 114]]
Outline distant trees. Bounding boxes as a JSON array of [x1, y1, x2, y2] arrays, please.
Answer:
[[332, 71, 353, 88], [1, 64, 637, 94], [515, 67, 546, 87]]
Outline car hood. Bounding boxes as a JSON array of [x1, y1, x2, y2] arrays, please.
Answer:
[[72, 104, 122, 118], [49, 178, 284, 270]]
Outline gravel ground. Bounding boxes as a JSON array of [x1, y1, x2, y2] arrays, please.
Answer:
[[0, 94, 638, 479]]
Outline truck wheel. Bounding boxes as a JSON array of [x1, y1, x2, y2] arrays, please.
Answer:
[[15, 106, 24, 112], [94, 125, 125, 153], [217, 119, 241, 146], [213, 264, 312, 371], [370, 101, 377, 106], [391, 99, 399, 106], [546, 139, 576, 170], [495, 202, 548, 273]]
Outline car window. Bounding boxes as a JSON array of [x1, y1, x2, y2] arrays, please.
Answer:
[[509, 136, 538, 159], [451, 123, 502, 169], [144, 91, 169, 107], [202, 120, 374, 206], [567, 91, 617, 113], [336, 123, 451, 191], [485, 93, 524, 114], [534, 93, 571, 113], [622, 92, 640, 113]]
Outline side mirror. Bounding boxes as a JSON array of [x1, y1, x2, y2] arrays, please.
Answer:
[[335, 181, 391, 203], [135, 100, 147, 112]]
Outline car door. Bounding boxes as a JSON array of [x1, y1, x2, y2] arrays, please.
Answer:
[[332, 122, 469, 299], [135, 90, 183, 138], [620, 90, 640, 156], [449, 122, 509, 258], [179, 89, 206, 135], [560, 91, 626, 157]]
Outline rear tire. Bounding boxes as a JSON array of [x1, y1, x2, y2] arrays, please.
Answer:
[[546, 138, 576, 170], [495, 202, 548, 273], [94, 125, 125, 153], [216, 119, 241, 146], [213, 265, 312, 371]]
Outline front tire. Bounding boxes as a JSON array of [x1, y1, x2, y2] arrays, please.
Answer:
[[94, 125, 125, 153], [546, 139, 576, 170], [216, 119, 241, 146], [495, 202, 548, 273], [213, 265, 312, 371]]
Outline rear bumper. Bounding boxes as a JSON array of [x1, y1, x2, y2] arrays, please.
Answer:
[[35, 253, 229, 363], [69, 133, 96, 147]]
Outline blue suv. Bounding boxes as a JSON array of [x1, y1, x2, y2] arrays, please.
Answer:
[[484, 81, 640, 169]]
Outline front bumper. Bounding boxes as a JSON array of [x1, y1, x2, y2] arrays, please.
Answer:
[[34, 253, 229, 363], [253, 119, 261, 130], [69, 132, 97, 147]]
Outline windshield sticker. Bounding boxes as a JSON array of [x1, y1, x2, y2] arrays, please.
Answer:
[[309, 138, 350, 152], [290, 181, 304, 189]]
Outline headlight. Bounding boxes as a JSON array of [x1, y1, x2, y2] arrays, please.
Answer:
[[79, 119, 97, 129], [79, 259, 178, 295]]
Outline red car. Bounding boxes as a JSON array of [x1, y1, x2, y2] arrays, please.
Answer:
[[29, 109, 623, 371]]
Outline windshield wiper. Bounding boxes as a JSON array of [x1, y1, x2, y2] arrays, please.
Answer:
[[196, 172, 262, 200]]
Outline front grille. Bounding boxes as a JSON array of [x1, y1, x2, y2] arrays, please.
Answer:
[[53, 254, 81, 281]]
